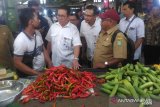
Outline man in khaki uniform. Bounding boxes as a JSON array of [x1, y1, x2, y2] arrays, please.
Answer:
[[93, 9, 127, 68], [0, 25, 14, 69]]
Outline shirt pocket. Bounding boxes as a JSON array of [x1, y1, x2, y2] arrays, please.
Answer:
[[101, 41, 112, 53], [128, 27, 136, 36], [61, 36, 72, 50], [102, 41, 112, 47]]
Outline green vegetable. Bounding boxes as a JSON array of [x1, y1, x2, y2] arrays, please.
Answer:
[[146, 73, 156, 82], [102, 83, 114, 90], [150, 94, 160, 100], [109, 84, 119, 97], [142, 67, 150, 72], [105, 75, 116, 80], [153, 89, 160, 94], [101, 88, 111, 94], [132, 76, 139, 87], [135, 86, 149, 98], [117, 92, 126, 99], [117, 87, 131, 96], [139, 82, 154, 89], [153, 83, 160, 89], [109, 78, 119, 97], [97, 74, 106, 78], [149, 86, 153, 91], [123, 79, 139, 99], [142, 76, 147, 81]]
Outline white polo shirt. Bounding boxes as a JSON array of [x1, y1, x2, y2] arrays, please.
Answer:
[[119, 15, 145, 60], [14, 30, 45, 71], [45, 22, 82, 68], [80, 17, 101, 61]]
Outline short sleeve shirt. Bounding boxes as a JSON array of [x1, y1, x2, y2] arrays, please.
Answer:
[[80, 17, 101, 61], [119, 15, 145, 59], [93, 26, 127, 66], [13, 30, 45, 71], [45, 22, 82, 68]]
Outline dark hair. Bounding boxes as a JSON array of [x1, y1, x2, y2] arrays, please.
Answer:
[[58, 5, 70, 15], [28, 0, 39, 7], [69, 13, 80, 20], [123, 1, 137, 15], [19, 8, 35, 29], [85, 4, 99, 15]]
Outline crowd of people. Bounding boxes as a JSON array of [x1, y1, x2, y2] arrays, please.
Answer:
[[0, 0, 160, 77]]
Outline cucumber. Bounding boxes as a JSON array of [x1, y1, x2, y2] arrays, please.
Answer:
[[132, 76, 139, 87], [139, 82, 154, 89], [102, 83, 114, 90], [146, 73, 156, 82], [109, 78, 119, 97], [117, 87, 131, 96], [135, 86, 149, 98], [150, 94, 160, 100], [123, 79, 139, 99], [105, 75, 116, 80], [117, 92, 126, 99], [153, 89, 160, 94], [101, 88, 111, 94], [109, 83, 119, 97]]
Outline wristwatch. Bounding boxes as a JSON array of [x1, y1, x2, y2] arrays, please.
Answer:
[[74, 57, 79, 60], [104, 61, 108, 66]]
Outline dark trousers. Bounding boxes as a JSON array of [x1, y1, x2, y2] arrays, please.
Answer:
[[143, 45, 160, 65]]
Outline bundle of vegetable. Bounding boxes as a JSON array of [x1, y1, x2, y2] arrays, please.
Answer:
[[98, 62, 160, 106], [22, 66, 96, 103]]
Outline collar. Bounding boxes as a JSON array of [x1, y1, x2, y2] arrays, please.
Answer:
[[86, 17, 101, 28], [56, 21, 71, 28], [125, 15, 135, 21], [106, 25, 118, 35], [23, 31, 35, 40]]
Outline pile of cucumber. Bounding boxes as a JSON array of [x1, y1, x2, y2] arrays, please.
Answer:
[[98, 62, 160, 106]]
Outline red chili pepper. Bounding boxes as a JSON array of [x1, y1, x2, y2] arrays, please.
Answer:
[[22, 66, 97, 103]]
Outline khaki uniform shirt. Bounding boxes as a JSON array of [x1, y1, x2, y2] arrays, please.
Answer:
[[93, 26, 127, 66], [0, 25, 14, 69]]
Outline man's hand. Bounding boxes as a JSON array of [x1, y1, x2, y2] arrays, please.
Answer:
[[93, 62, 106, 69], [47, 61, 53, 68], [72, 59, 81, 70]]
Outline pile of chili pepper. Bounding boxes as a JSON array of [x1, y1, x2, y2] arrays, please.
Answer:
[[22, 65, 97, 103]]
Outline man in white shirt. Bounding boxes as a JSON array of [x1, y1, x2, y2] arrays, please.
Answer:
[[14, 8, 52, 77], [80, 4, 101, 67], [119, 1, 145, 64], [46, 5, 82, 70]]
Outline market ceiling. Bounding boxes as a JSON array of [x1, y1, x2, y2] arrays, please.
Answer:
[[17, 0, 90, 5]]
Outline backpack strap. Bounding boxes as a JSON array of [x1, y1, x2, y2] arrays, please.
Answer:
[[111, 30, 122, 45], [125, 16, 136, 34]]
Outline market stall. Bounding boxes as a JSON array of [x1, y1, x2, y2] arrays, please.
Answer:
[[1, 64, 160, 107]]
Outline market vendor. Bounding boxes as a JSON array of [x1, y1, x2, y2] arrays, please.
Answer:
[[0, 24, 14, 70], [13, 8, 52, 77], [93, 9, 127, 68]]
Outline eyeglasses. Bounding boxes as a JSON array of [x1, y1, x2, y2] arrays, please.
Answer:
[[57, 14, 67, 18]]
